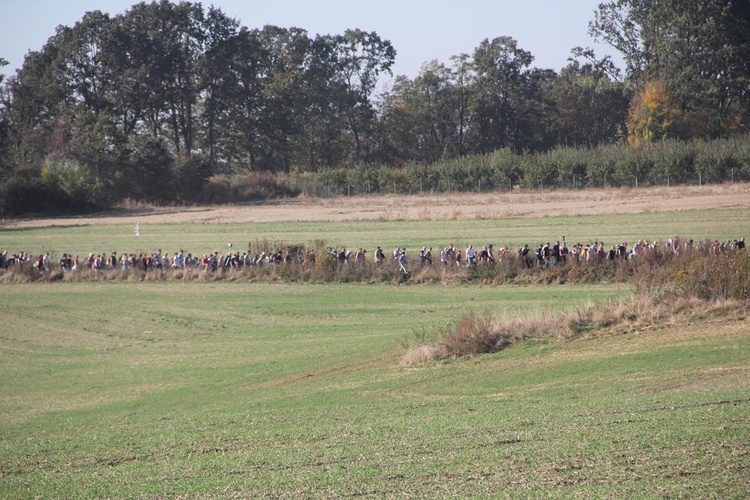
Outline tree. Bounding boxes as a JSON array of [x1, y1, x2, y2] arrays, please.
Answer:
[[55, 11, 114, 117], [469, 36, 536, 154], [0, 58, 16, 180], [448, 54, 473, 158], [200, 24, 272, 171], [333, 29, 396, 164], [124, 135, 174, 202], [108, 0, 207, 154], [252, 25, 312, 172], [520, 67, 558, 152], [1, 41, 71, 164], [289, 33, 349, 171], [590, 0, 750, 138], [626, 80, 682, 146], [196, 6, 242, 168], [376, 53, 477, 165], [378, 61, 462, 164], [588, 0, 650, 84], [548, 58, 629, 147]]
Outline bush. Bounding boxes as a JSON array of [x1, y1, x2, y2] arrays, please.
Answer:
[[198, 172, 300, 204], [124, 137, 175, 203], [406, 162, 440, 193], [402, 287, 750, 364], [441, 311, 504, 356], [173, 156, 212, 202], [347, 164, 381, 195], [586, 144, 618, 187], [549, 146, 588, 189], [611, 143, 652, 187], [318, 167, 349, 196], [522, 152, 559, 190], [0, 174, 84, 216], [647, 139, 696, 186], [674, 250, 750, 300]]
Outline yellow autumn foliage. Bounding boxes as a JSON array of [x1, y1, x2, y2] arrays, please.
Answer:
[[626, 80, 681, 147]]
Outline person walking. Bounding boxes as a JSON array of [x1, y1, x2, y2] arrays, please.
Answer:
[[399, 249, 409, 275]]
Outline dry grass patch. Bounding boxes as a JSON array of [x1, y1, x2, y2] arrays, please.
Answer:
[[401, 294, 750, 364], [3, 183, 750, 228]]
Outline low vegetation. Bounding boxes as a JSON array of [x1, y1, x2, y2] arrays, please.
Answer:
[[1, 207, 748, 496], [3, 136, 750, 215], [316, 136, 750, 197], [402, 293, 749, 365], [1, 280, 747, 497], [403, 246, 750, 363], [4, 238, 747, 290]]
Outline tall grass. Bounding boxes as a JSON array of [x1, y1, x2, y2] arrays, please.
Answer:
[[403, 294, 749, 365], [402, 249, 750, 363]]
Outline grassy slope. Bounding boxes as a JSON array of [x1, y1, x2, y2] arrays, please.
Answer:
[[2, 208, 749, 258], [0, 282, 748, 497]]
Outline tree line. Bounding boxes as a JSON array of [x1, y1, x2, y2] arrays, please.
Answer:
[[0, 0, 749, 214]]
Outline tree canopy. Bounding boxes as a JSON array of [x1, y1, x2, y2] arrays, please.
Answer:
[[0, 0, 747, 213]]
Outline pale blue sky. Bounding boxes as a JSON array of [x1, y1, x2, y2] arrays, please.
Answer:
[[1, 0, 621, 85]]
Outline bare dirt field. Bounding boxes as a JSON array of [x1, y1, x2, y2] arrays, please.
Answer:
[[4, 183, 750, 228]]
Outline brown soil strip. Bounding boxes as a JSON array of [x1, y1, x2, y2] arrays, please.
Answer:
[[3, 184, 749, 228]]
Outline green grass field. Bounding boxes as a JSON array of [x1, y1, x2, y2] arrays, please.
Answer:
[[3, 208, 749, 258], [1, 209, 749, 497]]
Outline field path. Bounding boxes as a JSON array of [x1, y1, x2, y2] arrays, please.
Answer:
[[4, 184, 749, 228]]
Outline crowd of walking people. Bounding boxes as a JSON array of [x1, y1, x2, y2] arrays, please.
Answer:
[[1, 236, 745, 277]]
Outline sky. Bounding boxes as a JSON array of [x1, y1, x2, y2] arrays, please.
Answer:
[[1, 0, 623, 86]]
